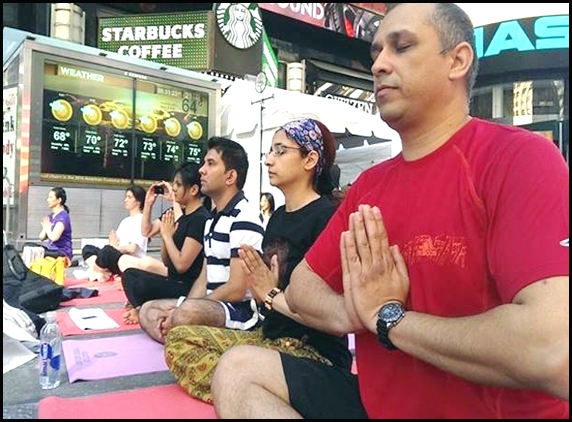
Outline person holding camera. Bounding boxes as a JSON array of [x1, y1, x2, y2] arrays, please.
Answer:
[[94, 162, 211, 324]]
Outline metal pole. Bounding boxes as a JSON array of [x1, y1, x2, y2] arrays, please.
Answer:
[[4, 175, 11, 241], [251, 94, 274, 197], [259, 102, 264, 195]]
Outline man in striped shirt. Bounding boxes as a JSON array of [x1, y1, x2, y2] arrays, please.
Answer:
[[139, 137, 265, 342]]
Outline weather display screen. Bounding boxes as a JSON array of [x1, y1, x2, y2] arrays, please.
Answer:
[[41, 61, 208, 184]]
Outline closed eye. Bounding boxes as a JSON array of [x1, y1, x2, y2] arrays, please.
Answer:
[[396, 44, 412, 53]]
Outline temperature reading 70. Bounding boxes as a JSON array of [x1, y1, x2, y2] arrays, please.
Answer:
[[85, 134, 101, 145]]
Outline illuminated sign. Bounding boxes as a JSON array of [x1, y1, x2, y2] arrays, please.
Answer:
[[41, 61, 209, 184], [259, 3, 383, 43], [98, 12, 212, 70], [474, 15, 569, 59], [214, 3, 263, 50]]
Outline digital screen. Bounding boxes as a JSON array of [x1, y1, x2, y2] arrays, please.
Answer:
[[41, 61, 209, 184]]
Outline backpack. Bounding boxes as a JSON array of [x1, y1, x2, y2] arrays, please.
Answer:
[[3, 244, 28, 282], [3, 244, 63, 315]]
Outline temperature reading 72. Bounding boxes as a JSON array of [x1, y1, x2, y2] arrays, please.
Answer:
[[114, 138, 128, 149]]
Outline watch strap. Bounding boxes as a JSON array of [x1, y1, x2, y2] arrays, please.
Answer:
[[376, 302, 406, 350], [263, 287, 282, 311], [376, 317, 398, 350]]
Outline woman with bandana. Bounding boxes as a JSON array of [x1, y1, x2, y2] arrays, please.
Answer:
[[164, 118, 352, 404]]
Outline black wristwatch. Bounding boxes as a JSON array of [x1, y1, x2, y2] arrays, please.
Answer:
[[376, 301, 406, 350]]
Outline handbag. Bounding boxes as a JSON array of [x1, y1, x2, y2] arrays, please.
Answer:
[[3, 244, 28, 281], [29, 256, 69, 286]]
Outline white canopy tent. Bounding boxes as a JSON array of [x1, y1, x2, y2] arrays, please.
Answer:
[[219, 80, 401, 206]]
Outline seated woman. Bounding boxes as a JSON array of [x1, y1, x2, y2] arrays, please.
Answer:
[[93, 162, 211, 324], [164, 117, 351, 404], [81, 184, 148, 282], [25, 187, 73, 261]]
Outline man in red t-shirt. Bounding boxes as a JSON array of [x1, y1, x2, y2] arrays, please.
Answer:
[[211, 3, 569, 419]]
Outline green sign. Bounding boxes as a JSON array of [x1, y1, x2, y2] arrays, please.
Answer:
[[261, 31, 278, 88], [98, 12, 212, 70]]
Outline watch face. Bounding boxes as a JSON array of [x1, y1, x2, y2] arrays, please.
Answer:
[[381, 303, 403, 323]]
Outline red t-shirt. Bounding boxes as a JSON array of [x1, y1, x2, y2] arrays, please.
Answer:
[[306, 118, 569, 418]]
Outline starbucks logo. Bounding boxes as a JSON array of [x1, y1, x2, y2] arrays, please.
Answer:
[[215, 3, 263, 50]]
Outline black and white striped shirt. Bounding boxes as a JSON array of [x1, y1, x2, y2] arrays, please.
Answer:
[[204, 191, 265, 298]]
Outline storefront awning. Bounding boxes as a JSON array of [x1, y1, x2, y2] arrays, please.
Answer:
[[305, 59, 374, 92]]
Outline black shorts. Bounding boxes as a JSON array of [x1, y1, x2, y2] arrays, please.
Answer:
[[280, 353, 368, 419]]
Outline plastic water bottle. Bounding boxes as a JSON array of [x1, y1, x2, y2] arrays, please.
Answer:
[[39, 311, 62, 389]]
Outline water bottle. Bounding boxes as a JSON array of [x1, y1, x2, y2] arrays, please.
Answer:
[[39, 311, 62, 389]]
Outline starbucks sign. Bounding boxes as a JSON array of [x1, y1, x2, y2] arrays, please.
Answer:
[[214, 3, 263, 50]]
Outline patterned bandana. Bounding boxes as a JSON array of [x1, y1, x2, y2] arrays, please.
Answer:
[[278, 118, 325, 176]]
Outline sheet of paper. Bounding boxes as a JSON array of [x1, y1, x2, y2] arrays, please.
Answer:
[[3, 319, 40, 344], [68, 307, 120, 331], [3, 333, 37, 374]]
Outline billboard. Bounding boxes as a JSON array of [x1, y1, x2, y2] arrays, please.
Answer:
[[98, 11, 212, 70], [41, 61, 208, 185], [259, 3, 383, 42]]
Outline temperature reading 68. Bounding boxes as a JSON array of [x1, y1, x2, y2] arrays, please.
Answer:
[[50, 125, 73, 152], [53, 130, 70, 142]]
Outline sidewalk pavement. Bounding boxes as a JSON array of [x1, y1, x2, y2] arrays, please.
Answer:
[[3, 251, 176, 419]]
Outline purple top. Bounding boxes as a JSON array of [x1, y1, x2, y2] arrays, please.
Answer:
[[47, 210, 73, 259]]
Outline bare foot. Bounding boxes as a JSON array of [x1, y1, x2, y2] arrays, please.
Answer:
[[113, 276, 123, 290], [122, 307, 140, 325]]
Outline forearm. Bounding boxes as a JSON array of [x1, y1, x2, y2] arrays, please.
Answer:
[[389, 304, 568, 399], [286, 261, 356, 336], [141, 207, 154, 237], [39, 229, 47, 241], [41, 226, 62, 242], [268, 291, 306, 325], [207, 283, 247, 303], [171, 201, 183, 220], [161, 234, 188, 273]]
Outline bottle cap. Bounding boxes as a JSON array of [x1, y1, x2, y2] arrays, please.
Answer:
[[45, 311, 57, 322]]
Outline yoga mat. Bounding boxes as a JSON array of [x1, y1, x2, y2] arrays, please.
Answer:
[[59, 288, 127, 307], [64, 276, 115, 288], [37, 384, 216, 419], [57, 308, 140, 336], [62, 332, 167, 382], [64, 276, 90, 287]]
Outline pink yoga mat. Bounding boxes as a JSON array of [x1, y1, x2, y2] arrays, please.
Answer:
[[59, 288, 127, 307], [62, 332, 167, 382], [64, 277, 116, 288], [56, 307, 140, 336], [64, 276, 90, 287], [38, 384, 216, 419]]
